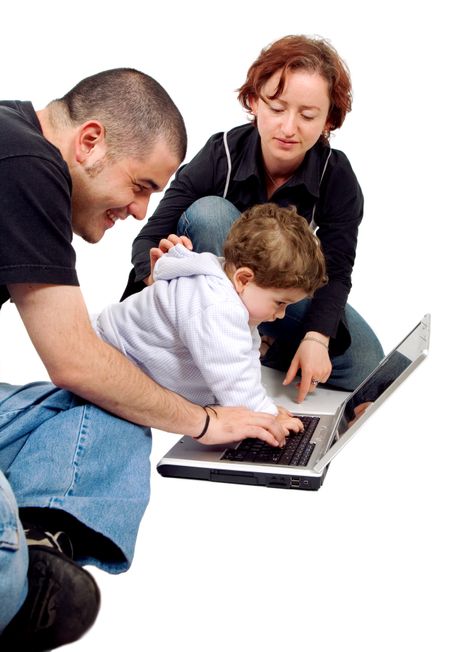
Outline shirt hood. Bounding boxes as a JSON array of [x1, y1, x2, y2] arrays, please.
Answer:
[[153, 244, 226, 282]]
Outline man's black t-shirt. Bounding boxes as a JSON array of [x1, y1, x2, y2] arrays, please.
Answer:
[[0, 100, 78, 308]]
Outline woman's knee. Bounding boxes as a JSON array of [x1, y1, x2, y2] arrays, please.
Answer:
[[181, 196, 239, 227], [178, 196, 240, 254], [188, 196, 238, 217], [344, 305, 384, 361]]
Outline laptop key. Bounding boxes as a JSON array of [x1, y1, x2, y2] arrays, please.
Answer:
[[221, 416, 319, 466], [299, 442, 316, 466], [277, 437, 305, 465]]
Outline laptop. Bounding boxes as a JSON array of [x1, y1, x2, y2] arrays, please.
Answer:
[[157, 314, 430, 490]]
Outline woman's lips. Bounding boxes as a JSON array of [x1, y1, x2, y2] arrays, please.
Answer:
[[275, 137, 299, 148]]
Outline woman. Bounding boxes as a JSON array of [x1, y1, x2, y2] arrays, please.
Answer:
[[123, 34, 384, 402]]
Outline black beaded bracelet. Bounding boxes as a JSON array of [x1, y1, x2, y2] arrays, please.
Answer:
[[193, 407, 211, 440]]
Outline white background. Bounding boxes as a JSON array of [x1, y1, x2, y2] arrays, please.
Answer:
[[1, 1, 448, 650]]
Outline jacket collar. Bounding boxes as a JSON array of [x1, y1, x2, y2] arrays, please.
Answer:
[[233, 126, 330, 199]]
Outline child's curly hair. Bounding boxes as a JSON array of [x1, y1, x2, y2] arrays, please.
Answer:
[[223, 203, 327, 295]]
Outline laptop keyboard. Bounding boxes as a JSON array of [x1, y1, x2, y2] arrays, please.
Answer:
[[221, 416, 319, 467]]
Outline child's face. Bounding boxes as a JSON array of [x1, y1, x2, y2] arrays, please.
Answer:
[[240, 282, 307, 327]]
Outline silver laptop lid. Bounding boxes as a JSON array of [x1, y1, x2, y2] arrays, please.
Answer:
[[313, 314, 431, 473]]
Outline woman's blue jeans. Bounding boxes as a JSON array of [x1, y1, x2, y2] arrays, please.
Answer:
[[0, 381, 151, 631], [177, 196, 384, 390]]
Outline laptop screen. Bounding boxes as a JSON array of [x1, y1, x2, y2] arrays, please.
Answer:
[[314, 314, 430, 471]]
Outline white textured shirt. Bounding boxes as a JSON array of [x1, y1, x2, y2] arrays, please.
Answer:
[[93, 245, 277, 414]]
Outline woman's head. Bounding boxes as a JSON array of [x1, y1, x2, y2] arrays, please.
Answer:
[[238, 35, 352, 141]]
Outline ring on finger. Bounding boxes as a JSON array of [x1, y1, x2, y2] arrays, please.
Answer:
[[311, 378, 320, 385]]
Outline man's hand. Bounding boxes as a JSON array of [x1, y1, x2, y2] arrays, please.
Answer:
[[195, 405, 288, 447], [283, 332, 332, 403], [144, 234, 193, 285]]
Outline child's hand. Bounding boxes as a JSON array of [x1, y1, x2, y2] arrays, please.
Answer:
[[275, 405, 304, 437]]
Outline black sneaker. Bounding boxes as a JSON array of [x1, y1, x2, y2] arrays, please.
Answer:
[[0, 526, 101, 651], [23, 523, 75, 559]]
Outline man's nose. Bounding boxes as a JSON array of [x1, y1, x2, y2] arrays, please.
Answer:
[[128, 195, 151, 221]]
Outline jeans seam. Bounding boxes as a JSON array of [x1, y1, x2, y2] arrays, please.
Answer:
[[0, 482, 20, 549], [178, 213, 191, 239], [49, 404, 90, 506]]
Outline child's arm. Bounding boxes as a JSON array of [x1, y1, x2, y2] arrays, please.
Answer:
[[184, 301, 301, 434]]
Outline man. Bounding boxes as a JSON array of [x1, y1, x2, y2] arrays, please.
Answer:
[[0, 68, 284, 650]]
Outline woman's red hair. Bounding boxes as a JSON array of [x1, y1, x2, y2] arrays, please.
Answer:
[[237, 35, 352, 139]]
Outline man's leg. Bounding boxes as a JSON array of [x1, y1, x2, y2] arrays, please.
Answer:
[[0, 381, 152, 571], [177, 196, 240, 254], [0, 381, 151, 647], [0, 470, 28, 632], [0, 465, 100, 649]]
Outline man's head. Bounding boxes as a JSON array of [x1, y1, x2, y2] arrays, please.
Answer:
[[223, 203, 327, 326], [43, 68, 187, 243]]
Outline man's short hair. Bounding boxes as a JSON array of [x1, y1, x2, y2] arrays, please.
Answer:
[[223, 203, 327, 295], [54, 68, 187, 161]]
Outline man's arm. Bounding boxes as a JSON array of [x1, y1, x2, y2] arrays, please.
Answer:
[[9, 283, 284, 445]]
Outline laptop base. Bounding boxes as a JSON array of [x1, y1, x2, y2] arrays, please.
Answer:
[[157, 461, 328, 491]]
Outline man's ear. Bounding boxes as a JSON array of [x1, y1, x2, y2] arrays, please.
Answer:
[[233, 267, 255, 294], [74, 121, 107, 163]]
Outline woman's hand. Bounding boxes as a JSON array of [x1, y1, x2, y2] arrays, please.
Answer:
[[143, 234, 193, 286], [283, 331, 332, 403]]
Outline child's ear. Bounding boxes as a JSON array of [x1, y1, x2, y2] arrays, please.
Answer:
[[233, 267, 255, 294]]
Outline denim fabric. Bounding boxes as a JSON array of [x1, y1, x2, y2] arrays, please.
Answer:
[[177, 195, 239, 256], [0, 469, 28, 632], [177, 196, 384, 390], [0, 382, 152, 577]]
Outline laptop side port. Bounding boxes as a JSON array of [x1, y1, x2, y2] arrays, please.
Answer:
[[290, 477, 301, 488], [267, 476, 289, 488]]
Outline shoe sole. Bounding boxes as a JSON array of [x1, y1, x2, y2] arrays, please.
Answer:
[[1, 546, 101, 650]]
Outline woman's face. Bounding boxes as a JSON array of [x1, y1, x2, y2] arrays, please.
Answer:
[[249, 68, 331, 173]]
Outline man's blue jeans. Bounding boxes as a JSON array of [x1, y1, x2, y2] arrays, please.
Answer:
[[177, 196, 384, 390], [0, 381, 151, 631], [0, 468, 28, 631]]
